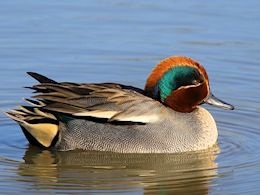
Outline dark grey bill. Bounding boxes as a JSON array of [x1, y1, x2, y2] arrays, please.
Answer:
[[204, 93, 234, 110]]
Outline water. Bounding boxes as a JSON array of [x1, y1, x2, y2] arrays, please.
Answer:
[[0, 0, 260, 194]]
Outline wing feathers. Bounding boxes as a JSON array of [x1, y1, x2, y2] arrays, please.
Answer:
[[24, 73, 167, 124], [27, 72, 58, 84], [43, 103, 86, 115]]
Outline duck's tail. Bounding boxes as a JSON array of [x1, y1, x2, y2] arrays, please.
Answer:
[[5, 98, 59, 148], [5, 72, 60, 148]]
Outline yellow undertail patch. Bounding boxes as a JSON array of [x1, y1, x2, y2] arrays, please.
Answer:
[[20, 122, 58, 147]]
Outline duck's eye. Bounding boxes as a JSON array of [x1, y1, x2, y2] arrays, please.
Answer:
[[191, 75, 204, 85], [191, 79, 200, 85]]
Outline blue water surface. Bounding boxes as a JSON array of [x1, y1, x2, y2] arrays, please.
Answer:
[[0, 0, 260, 194]]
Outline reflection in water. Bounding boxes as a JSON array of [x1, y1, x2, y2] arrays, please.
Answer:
[[18, 145, 219, 194]]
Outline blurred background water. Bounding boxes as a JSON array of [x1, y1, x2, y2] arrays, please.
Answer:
[[0, 0, 260, 194]]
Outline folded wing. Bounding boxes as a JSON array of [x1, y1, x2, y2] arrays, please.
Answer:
[[31, 82, 167, 124]]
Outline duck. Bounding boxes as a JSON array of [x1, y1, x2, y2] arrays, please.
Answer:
[[5, 56, 234, 153]]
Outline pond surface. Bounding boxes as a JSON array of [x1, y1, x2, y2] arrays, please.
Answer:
[[0, 0, 260, 194]]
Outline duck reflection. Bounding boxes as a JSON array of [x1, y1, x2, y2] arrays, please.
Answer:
[[18, 145, 219, 195]]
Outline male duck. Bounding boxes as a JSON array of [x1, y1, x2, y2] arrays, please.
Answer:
[[6, 56, 234, 153]]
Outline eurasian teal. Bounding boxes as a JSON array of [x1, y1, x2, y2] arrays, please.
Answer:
[[6, 56, 234, 153]]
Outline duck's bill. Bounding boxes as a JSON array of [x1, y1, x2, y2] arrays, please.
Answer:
[[204, 93, 234, 110]]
